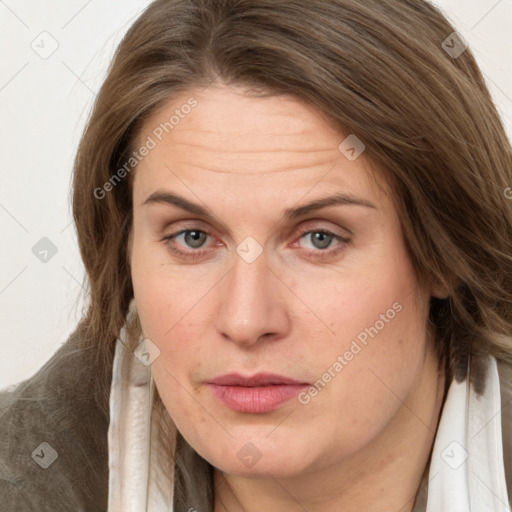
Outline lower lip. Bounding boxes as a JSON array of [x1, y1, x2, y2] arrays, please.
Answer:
[[207, 383, 308, 413]]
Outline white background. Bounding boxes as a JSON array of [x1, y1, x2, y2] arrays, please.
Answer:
[[1, 0, 511, 388]]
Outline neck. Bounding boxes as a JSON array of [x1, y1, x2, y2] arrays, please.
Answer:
[[213, 349, 446, 512]]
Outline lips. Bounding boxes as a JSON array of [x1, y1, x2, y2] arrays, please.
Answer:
[[208, 372, 307, 387], [206, 373, 310, 413]]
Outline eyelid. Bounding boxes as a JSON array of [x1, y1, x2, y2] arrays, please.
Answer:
[[161, 218, 350, 245], [295, 226, 351, 244], [293, 217, 353, 238]]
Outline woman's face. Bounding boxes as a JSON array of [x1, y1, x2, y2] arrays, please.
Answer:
[[129, 85, 438, 478]]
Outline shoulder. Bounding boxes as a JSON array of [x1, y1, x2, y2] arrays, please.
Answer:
[[0, 321, 112, 512]]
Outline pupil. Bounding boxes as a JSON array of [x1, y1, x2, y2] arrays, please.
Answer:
[[186, 231, 205, 248], [313, 232, 331, 249]]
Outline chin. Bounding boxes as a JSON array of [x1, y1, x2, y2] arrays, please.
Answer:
[[200, 437, 315, 478]]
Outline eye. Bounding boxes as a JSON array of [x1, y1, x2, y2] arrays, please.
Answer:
[[161, 226, 351, 260], [174, 230, 208, 249], [301, 231, 336, 250], [293, 229, 350, 259], [162, 229, 214, 259]]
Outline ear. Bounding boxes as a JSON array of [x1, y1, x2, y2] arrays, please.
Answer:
[[430, 279, 449, 299]]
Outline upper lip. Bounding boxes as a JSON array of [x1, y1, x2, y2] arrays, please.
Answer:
[[207, 372, 309, 387]]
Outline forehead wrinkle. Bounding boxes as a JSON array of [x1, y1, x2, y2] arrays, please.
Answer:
[[168, 161, 342, 176], [164, 157, 342, 176], [167, 143, 338, 155], [151, 143, 344, 177]]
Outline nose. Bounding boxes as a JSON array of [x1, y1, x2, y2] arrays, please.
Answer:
[[214, 248, 291, 347]]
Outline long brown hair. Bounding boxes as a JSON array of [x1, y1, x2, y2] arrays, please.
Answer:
[[71, 0, 512, 507]]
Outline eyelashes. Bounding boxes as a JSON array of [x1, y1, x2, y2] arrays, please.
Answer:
[[161, 227, 351, 261]]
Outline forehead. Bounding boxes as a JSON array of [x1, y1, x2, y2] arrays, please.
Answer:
[[131, 85, 388, 207], [136, 85, 341, 148]]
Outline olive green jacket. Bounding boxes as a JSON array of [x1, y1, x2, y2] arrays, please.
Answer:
[[0, 322, 111, 511]]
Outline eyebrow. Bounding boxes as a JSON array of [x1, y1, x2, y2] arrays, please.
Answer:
[[142, 191, 377, 220]]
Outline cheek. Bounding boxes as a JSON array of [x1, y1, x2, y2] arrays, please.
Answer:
[[327, 303, 426, 453], [130, 227, 200, 340], [130, 236, 211, 397], [132, 261, 210, 442], [132, 276, 216, 369], [301, 249, 429, 448], [296, 240, 424, 365]]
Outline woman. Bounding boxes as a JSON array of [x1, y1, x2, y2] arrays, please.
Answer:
[[1, 0, 511, 510]]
